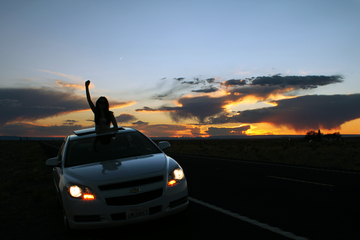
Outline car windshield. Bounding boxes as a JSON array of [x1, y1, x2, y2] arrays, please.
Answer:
[[65, 131, 162, 167]]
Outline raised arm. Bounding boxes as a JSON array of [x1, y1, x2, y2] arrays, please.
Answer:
[[85, 80, 96, 113]]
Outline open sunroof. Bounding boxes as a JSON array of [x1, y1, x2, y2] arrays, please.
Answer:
[[73, 126, 124, 136]]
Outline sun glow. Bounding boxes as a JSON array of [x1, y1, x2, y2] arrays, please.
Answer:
[[224, 104, 233, 112], [209, 88, 229, 98], [110, 101, 137, 110], [172, 100, 183, 107], [55, 81, 83, 90]]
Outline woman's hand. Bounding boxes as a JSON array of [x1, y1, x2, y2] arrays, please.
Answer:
[[85, 80, 95, 113]]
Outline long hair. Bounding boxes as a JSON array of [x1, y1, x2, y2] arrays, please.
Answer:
[[94, 96, 111, 124]]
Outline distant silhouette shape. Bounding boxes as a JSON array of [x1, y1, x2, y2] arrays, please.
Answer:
[[85, 80, 118, 134], [305, 129, 322, 142]]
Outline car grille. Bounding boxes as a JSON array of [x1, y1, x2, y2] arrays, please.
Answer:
[[105, 188, 163, 206], [98, 176, 164, 191]]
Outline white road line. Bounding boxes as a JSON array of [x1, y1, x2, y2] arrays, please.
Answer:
[[188, 197, 309, 240], [267, 175, 334, 187]]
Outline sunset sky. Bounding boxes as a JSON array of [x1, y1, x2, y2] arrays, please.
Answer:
[[1, 0, 360, 138]]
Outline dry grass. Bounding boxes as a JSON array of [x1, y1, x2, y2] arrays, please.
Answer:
[[161, 137, 360, 171]]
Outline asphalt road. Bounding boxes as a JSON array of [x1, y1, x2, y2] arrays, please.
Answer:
[[40, 142, 360, 240], [169, 153, 360, 240]]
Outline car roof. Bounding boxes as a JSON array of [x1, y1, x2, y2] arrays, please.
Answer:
[[68, 127, 137, 141]]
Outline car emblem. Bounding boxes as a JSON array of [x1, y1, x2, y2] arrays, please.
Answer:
[[129, 188, 140, 193]]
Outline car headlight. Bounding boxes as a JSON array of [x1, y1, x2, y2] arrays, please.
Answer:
[[168, 166, 185, 187], [66, 183, 95, 200]]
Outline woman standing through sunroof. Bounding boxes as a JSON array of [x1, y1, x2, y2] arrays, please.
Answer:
[[85, 80, 118, 133]]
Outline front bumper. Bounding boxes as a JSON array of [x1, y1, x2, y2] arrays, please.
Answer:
[[63, 180, 188, 229]]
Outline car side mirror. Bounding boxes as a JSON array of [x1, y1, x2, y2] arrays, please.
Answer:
[[46, 157, 60, 167], [158, 141, 171, 150]]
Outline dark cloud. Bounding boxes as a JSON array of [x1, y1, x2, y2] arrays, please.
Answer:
[[139, 86, 297, 124], [63, 120, 78, 126], [221, 79, 247, 87], [169, 95, 232, 123], [140, 74, 347, 126], [181, 77, 206, 85], [153, 94, 168, 100], [0, 88, 131, 126], [132, 120, 149, 126], [209, 94, 360, 131], [151, 80, 192, 100], [206, 125, 251, 136], [206, 78, 216, 84], [249, 74, 343, 89], [0, 88, 86, 126], [226, 75, 345, 102], [135, 106, 167, 112], [174, 77, 185, 81], [231, 85, 293, 101], [138, 87, 289, 124], [207, 113, 233, 124], [0, 99, 22, 107], [181, 80, 204, 85], [191, 87, 219, 93], [220, 75, 343, 89], [115, 113, 137, 123]]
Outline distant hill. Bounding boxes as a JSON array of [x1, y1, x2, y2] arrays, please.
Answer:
[[0, 136, 64, 141], [1, 134, 359, 141], [152, 135, 360, 141]]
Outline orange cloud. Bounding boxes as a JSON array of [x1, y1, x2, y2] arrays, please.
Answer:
[[55, 80, 83, 90], [217, 94, 360, 132], [110, 101, 137, 109], [135, 106, 175, 112]]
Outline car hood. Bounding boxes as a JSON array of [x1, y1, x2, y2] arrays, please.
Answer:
[[65, 153, 166, 181]]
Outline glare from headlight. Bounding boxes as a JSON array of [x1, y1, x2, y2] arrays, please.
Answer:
[[66, 183, 95, 200], [168, 166, 185, 187], [69, 185, 82, 198], [173, 169, 184, 180]]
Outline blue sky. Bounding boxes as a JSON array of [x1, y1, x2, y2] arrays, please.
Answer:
[[1, 0, 360, 137]]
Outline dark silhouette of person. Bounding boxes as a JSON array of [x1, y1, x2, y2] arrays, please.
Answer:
[[85, 80, 119, 134]]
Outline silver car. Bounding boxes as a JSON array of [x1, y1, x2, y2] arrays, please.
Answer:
[[46, 127, 188, 230]]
